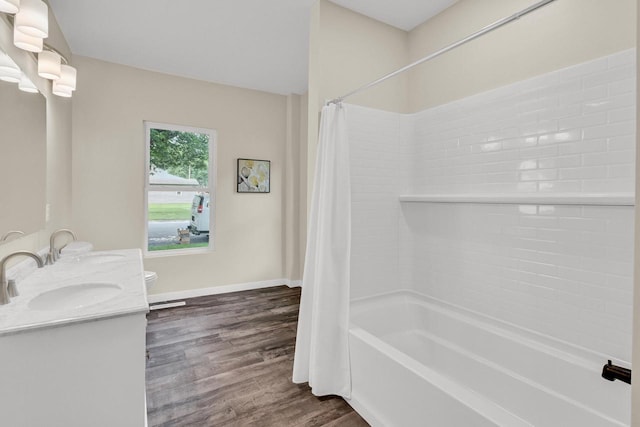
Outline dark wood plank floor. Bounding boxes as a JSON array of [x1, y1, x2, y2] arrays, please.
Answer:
[[146, 286, 369, 427]]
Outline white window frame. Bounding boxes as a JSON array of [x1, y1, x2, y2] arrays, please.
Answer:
[[143, 121, 217, 257]]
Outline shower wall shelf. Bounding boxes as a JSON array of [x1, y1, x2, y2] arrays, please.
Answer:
[[398, 193, 635, 206]]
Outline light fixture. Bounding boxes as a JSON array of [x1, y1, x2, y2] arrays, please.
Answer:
[[0, 0, 19, 14], [52, 80, 72, 97], [0, 51, 21, 82], [14, 0, 47, 38], [18, 72, 38, 93], [56, 64, 76, 91], [38, 49, 60, 80], [1, 4, 79, 97], [14, 24, 42, 52]]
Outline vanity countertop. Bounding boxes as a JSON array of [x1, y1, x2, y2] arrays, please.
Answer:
[[0, 249, 148, 336]]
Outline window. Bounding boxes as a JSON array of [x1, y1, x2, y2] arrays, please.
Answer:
[[144, 122, 216, 255]]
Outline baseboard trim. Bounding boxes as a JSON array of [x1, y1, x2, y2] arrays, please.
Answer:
[[147, 278, 301, 304]]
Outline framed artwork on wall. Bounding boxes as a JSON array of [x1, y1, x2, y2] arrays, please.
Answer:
[[237, 158, 270, 193]]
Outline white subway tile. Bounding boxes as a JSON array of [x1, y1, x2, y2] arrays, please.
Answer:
[[537, 180, 582, 192], [582, 120, 635, 140], [558, 166, 608, 180], [558, 217, 607, 233], [608, 163, 635, 179], [607, 49, 636, 69], [559, 112, 607, 131], [502, 136, 538, 150], [608, 78, 635, 96], [519, 145, 559, 159], [558, 139, 607, 155], [582, 150, 634, 166], [608, 107, 636, 124], [538, 103, 582, 122], [582, 65, 635, 88], [583, 92, 634, 115], [538, 129, 582, 145], [518, 119, 559, 137], [520, 169, 558, 181], [351, 50, 636, 360], [538, 155, 581, 169], [607, 135, 636, 151], [559, 85, 607, 106], [582, 178, 634, 193]]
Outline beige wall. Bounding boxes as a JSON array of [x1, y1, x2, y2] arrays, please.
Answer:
[[311, 0, 409, 113], [283, 93, 307, 281], [408, 0, 637, 111], [0, 11, 73, 262], [303, 0, 410, 269], [71, 56, 291, 294]]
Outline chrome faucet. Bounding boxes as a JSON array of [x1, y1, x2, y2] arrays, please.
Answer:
[[46, 228, 77, 265], [1, 230, 24, 242], [0, 251, 44, 305]]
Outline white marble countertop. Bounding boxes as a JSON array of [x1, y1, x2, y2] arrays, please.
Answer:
[[0, 249, 149, 336]]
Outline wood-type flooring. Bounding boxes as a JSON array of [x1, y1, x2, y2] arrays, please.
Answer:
[[146, 285, 369, 427]]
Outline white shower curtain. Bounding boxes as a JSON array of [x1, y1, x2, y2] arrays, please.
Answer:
[[292, 102, 352, 398]]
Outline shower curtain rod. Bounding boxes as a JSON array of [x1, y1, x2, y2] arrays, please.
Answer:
[[326, 0, 557, 106]]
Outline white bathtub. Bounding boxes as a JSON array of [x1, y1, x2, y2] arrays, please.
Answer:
[[347, 291, 630, 427]]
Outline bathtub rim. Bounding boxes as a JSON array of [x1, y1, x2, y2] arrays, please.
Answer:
[[348, 325, 535, 427], [349, 292, 630, 426], [350, 289, 628, 370]]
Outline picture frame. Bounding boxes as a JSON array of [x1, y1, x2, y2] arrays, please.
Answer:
[[237, 158, 270, 193]]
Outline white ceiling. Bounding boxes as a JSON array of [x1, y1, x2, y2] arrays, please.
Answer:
[[331, 0, 457, 31], [48, 0, 457, 95]]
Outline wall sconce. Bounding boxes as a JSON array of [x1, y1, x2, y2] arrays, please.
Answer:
[[52, 79, 71, 97], [37, 49, 59, 79], [37, 48, 76, 95], [0, 50, 20, 82], [57, 63, 76, 90], [18, 71, 38, 92], [0, 0, 19, 14], [14, 0, 47, 38], [14, 24, 42, 52], [50, 60, 77, 97], [1, 0, 77, 97], [0, 47, 39, 93]]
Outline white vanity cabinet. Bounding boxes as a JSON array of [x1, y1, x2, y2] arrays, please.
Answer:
[[0, 249, 149, 427], [1, 313, 147, 426]]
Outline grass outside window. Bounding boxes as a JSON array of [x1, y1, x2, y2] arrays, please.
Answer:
[[148, 203, 191, 221]]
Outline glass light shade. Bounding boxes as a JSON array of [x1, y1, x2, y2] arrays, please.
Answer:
[[38, 50, 61, 80], [57, 64, 76, 91], [15, 0, 48, 38], [0, 52, 21, 83], [0, 0, 20, 14], [18, 73, 38, 93], [52, 80, 72, 98], [14, 25, 43, 53]]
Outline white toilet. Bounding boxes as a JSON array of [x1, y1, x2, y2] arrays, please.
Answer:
[[144, 271, 157, 290]]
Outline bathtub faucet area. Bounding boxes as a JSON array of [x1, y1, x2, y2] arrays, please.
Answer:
[[0, 251, 45, 305], [602, 360, 631, 385]]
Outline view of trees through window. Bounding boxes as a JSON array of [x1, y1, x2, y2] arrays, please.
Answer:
[[150, 129, 209, 185], [146, 123, 214, 253]]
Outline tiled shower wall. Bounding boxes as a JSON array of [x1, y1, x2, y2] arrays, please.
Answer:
[[402, 49, 636, 361], [348, 49, 635, 361], [348, 105, 404, 300], [406, 49, 635, 195]]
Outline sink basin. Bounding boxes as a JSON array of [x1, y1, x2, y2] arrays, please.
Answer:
[[70, 253, 126, 265], [28, 283, 123, 311]]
